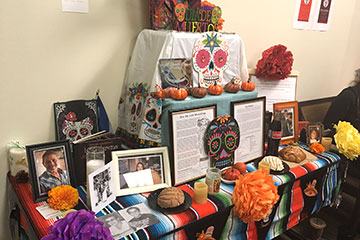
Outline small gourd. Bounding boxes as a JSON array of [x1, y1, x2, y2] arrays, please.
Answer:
[[241, 80, 256, 91], [208, 81, 223, 95], [225, 77, 241, 93], [190, 82, 207, 98], [171, 87, 188, 100]]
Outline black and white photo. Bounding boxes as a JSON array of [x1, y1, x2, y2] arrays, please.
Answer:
[[118, 203, 160, 231], [98, 212, 134, 239]]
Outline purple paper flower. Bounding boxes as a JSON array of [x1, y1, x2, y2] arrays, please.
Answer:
[[41, 210, 112, 240]]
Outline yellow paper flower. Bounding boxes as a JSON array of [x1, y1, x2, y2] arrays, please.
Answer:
[[310, 142, 325, 154], [334, 121, 360, 160], [47, 185, 79, 210]]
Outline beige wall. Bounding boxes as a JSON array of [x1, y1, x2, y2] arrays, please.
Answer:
[[0, 0, 359, 238]]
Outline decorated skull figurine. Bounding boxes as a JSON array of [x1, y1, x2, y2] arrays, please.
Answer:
[[204, 115, 240, 168], [62, 117, 93, 141], [174, 3, 186, 22], [139, 96, 162, 141], [193, 32, 230, 88]]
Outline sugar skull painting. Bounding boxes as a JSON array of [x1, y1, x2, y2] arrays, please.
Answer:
[[193, 32, 230, 88], [127, 82, 149, 134], [174, 3, 186, 22], [205, 115, 240, 168], [139, 96, 162, 142]]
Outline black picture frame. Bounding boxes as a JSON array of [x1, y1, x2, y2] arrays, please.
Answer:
[[169, 105, 217, 186], [26, 140, 75, 202], [231, 97, 266, 163]]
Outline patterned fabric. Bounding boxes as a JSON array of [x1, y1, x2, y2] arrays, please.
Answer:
[[9, 144, 344, 240]]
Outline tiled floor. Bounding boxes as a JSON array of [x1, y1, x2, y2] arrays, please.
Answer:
[[275, 192, 360, 240]]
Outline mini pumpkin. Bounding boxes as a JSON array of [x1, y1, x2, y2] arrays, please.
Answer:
[[162, 87, 176, 98], [171, 87, 188, 100], [208, 81, 223, 95], [241, 80, 255, 91], [225, 78, 241, 93], [191, 82, 207, 98]]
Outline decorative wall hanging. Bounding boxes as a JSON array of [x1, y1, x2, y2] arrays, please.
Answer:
[[193, 32, 230, 88], [150, 0, 224, 32], [255, 44, 294, 80], [204, 115, 240, 168], [54, 100, 99, 141]]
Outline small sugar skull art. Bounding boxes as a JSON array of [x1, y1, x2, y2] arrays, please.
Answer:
[[193, 32, 230, 88], [205, 115, 240, 168], [62, 117, 93, 141], [139, 96, 162, 141], [127, 82, 149, 134], [174, 3, 186, 22], [211, 6, 222, 24]]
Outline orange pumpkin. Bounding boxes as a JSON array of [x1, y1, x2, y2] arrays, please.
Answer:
[[208, 82, 223, 95], [162, 87, 176, 98], [171, 87, 188, 100], [225, 78, 241, 93], [241, 80, 255, 91]]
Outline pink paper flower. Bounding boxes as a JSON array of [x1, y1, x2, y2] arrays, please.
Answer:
[[66, 112, 76, 121]]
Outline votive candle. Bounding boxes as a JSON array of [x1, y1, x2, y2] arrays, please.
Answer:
[[194, 182, 208, 204]]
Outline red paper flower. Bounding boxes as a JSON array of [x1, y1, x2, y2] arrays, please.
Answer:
[[255, 44, 294, 80], [65, 112, 76, 121]]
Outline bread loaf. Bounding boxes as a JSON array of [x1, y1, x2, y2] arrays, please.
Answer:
[[278, 146, 306, 163], [157, 187, 185, 208]]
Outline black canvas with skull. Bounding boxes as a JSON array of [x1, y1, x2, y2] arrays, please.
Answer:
[[54, 100, 99, 141], [204, 115, 240, 168]]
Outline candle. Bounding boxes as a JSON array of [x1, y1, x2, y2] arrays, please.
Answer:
[[194, 182, 208, 204], [9, 148, 27, 176], [205, 168, 221, 194], [321, 137, 332, 152]]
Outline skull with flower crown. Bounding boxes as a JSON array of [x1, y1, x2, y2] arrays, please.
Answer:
[[204, 115, 240, 168], [193, 32, 230, 88]]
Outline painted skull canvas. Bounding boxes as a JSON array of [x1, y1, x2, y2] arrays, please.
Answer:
[[54, 100, 99, 141]]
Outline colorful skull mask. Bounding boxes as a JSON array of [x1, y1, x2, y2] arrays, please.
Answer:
[[204, 115, 240, 168], [193, 32, 230, 88], [140, 97, 162, 141], [62, 117, 93, 141], [211, 6, 222, 24], [175, 3, 186, 22]]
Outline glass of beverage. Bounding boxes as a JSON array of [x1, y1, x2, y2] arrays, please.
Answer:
[[86, 146, 105, 205], [205, 168, 221, 194]]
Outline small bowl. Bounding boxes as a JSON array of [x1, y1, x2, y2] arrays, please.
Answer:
[[220, 166, 238, 185]]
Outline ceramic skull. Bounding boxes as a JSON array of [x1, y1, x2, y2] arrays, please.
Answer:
[[174, 3, 186, 22], [193, 32, 230, 88], [139, 96, 162, 141], [62, 117, 93, 141], [204, 115, 240, 168]]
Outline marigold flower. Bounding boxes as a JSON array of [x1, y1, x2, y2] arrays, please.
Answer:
[[334, 121, 360, 160], [232, 169, 279, 223], [47, 185, 79, 210], [310, 142, 325, 155]]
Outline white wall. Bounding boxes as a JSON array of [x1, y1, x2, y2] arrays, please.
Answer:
[[0, 0, 359, 238]]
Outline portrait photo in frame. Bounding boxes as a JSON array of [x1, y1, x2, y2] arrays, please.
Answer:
[[169, 105, 216, 185], [306, 122, 324, 145], [26, 140, 74, 202], [273, 101, 299, 145], [112, 147, 171, 196], [231, 97, 265, 163]]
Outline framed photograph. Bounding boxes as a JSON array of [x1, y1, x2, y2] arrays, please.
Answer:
[[231, 97, 265, 163], [273, 101, 299, 145], [159, 58, 193, 89], [169, 105, 216, 185], [306, 122, 324, 145], [26, 140, 74, 202], [112, 147, 171, 196]]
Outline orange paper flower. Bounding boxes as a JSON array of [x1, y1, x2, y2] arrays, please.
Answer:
[[232, 169, 279, 223], [47, 185, 79, 210], [310, 142, 325, 154]]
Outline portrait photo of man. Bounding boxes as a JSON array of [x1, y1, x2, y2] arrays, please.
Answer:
[[37, 148, 70, 194]]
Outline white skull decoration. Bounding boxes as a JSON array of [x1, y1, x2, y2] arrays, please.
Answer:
[[193, 32, 230, 88], [62, 117, 93, 141], [140, 96, 162, 141]]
